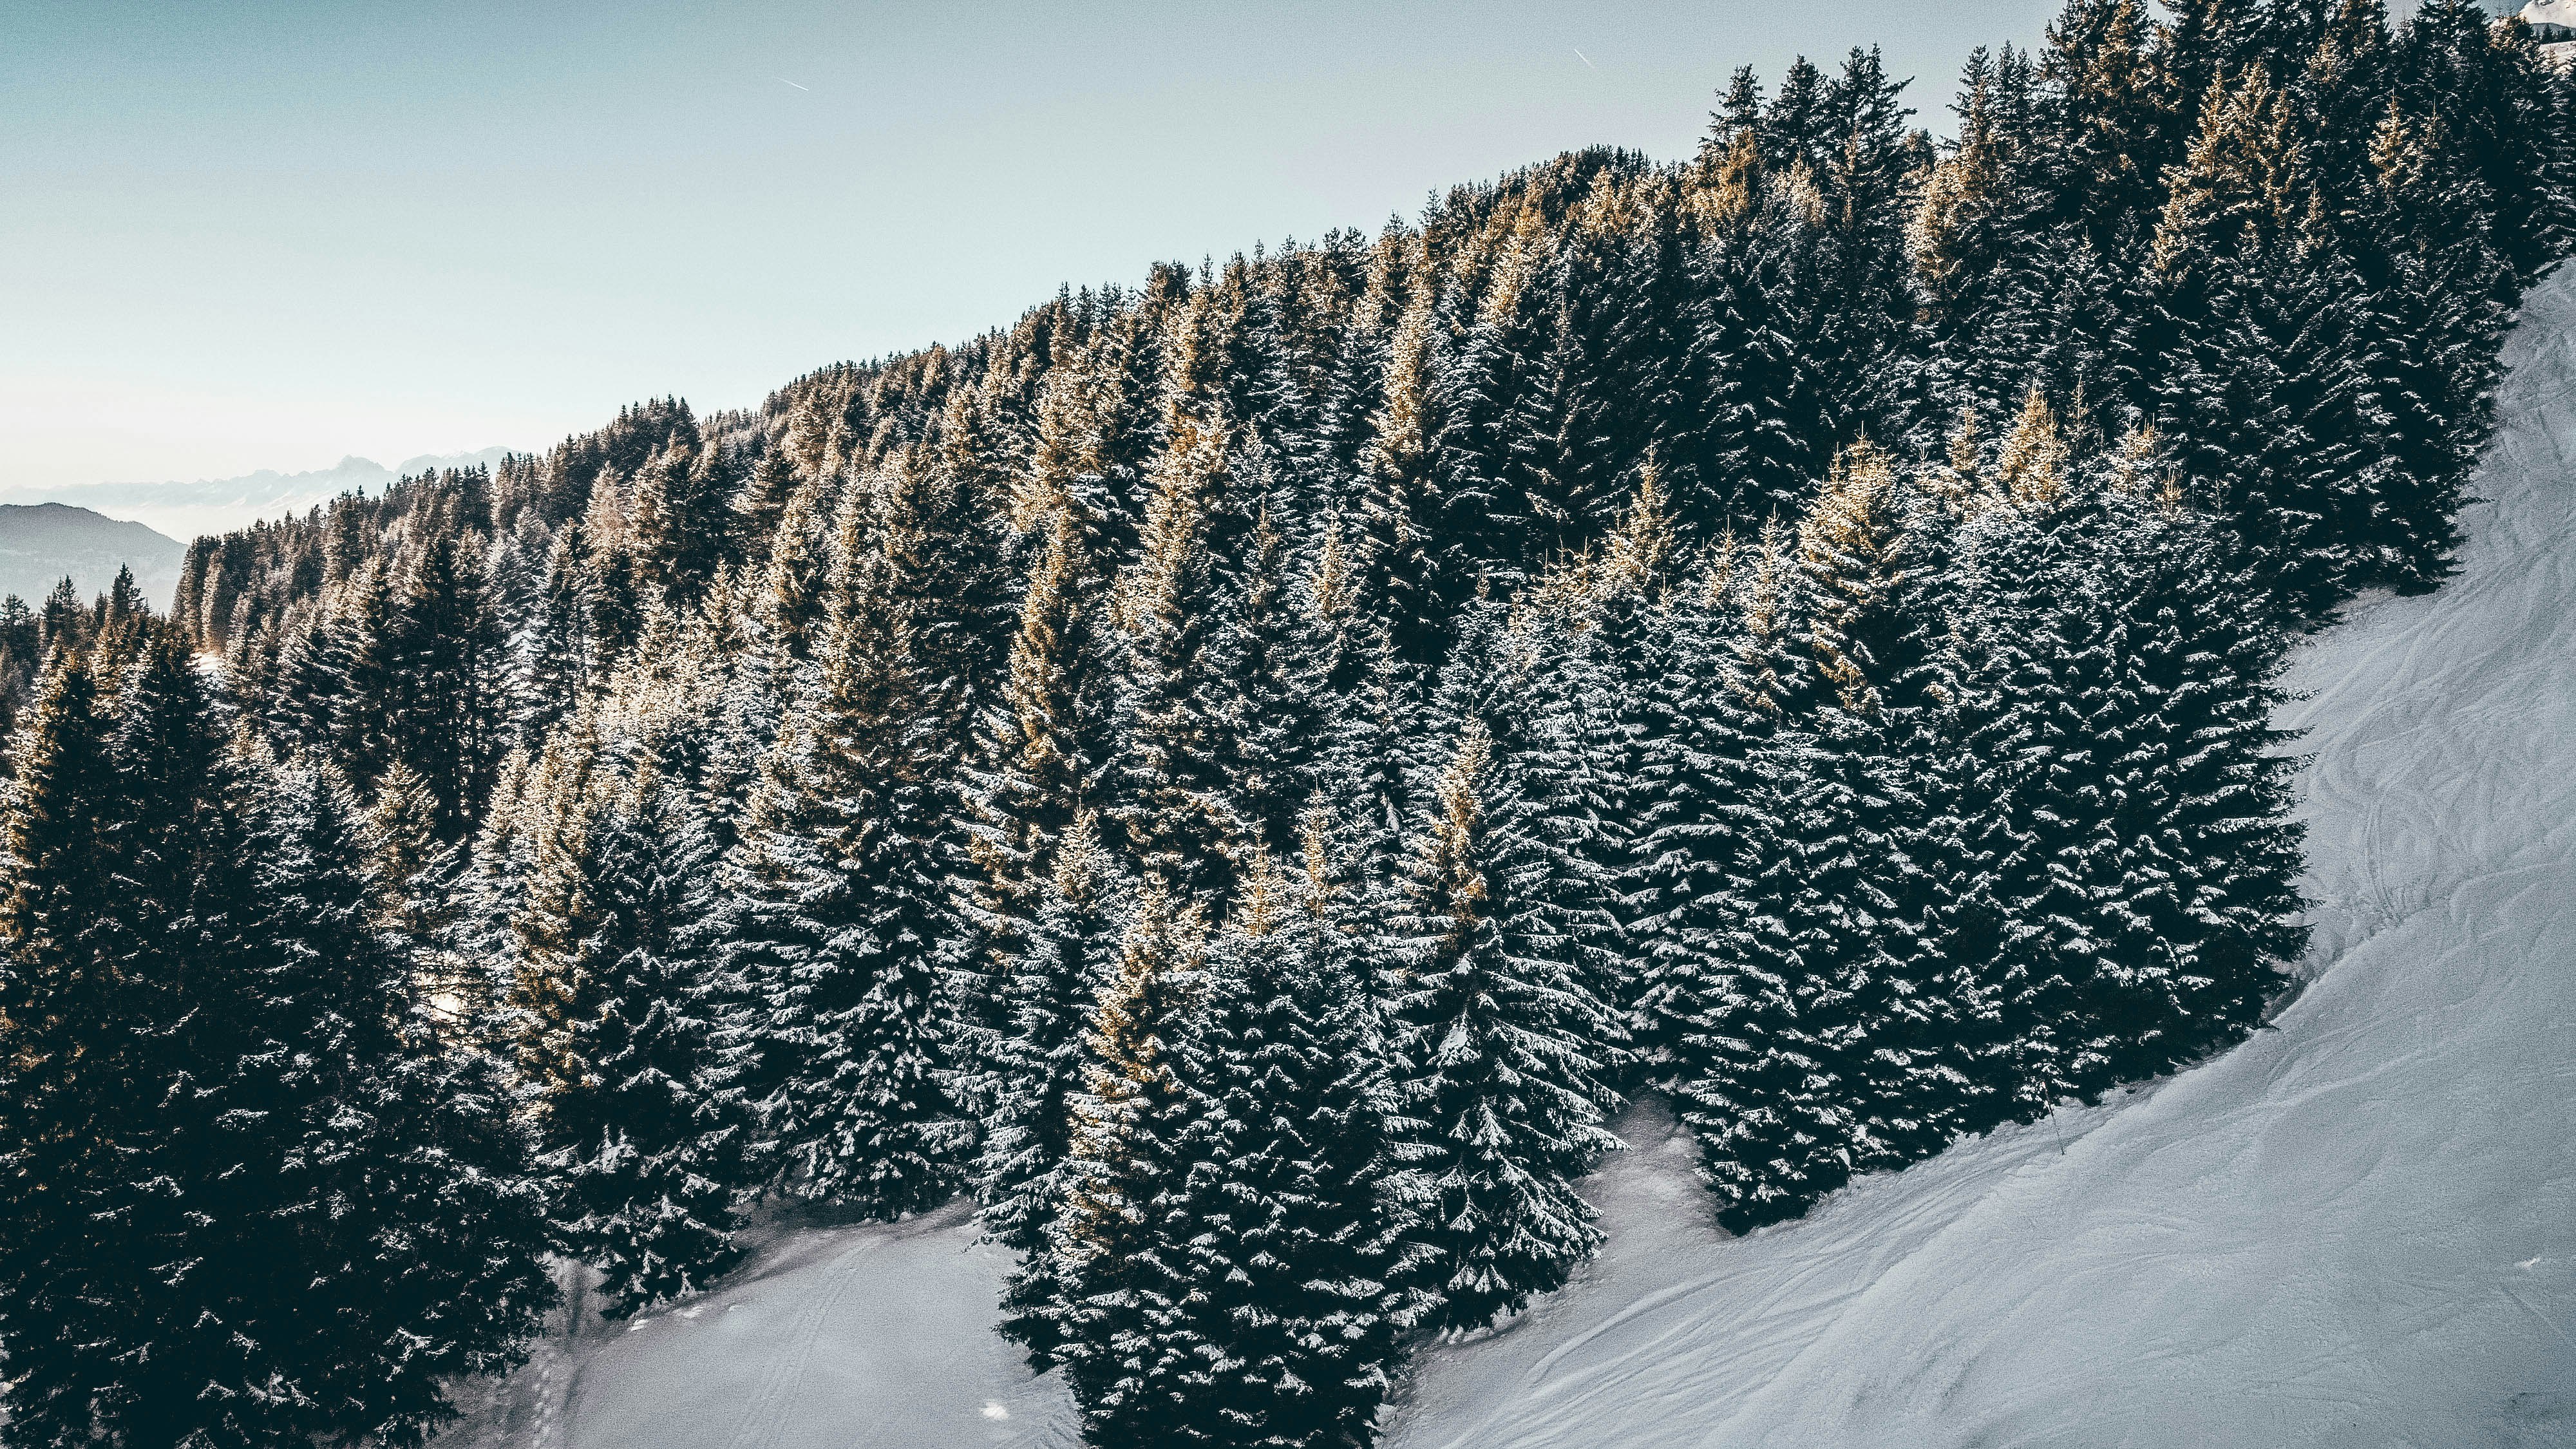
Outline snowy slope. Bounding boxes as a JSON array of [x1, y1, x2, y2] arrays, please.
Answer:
[[2523, 1, 2576, 63], [446, 265, 2576, 1449], [435, 1202, 1075, 1449]]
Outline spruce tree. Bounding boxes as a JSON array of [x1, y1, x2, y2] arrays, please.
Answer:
[[544, 778, 755, 1318], [1668, 530, 1882, 1231], [516, 516, 594, 749], [370, 758, 478, 1028], [1622, 534, 1768, 1069], [962, 507, 1106, 1080], [1209, 499, 1332, 865], [243, 758, 558, 1443], [1051, 884, 1215, 1446], [1395, 713, 1619, 1334], [723, 488, 971, 1217], [0, 641, 556, 1446], [1137, 842, 1417, 1447], [632, 431, 740, 610], [0, 649, 172, 1444], [1106, 417, 1249, 903], [983, 811, 1130, 1367], [386, 503, 509, 838]]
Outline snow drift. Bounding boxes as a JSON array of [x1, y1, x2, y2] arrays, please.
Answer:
[[440, 263, 2576, 1449]]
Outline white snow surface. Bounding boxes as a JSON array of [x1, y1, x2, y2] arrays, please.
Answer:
[[2524, 0, 2576, 32], [446, 265, 2576, 1447], [435, 1201, 1075, 1449]]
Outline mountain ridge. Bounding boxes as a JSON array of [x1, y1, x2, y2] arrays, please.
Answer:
[[0, 447, 515, 541], [0, 503, 185, 611]]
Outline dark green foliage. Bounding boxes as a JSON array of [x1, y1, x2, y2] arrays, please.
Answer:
[[1396, 638, 1623, 1330], [0, 638, 554, 1448], [531, 778, 755, 1318], [982, 813, 1128, 1366], [723, 484, 974, 1217], [1046, 884, 1217, 1445], [243, 759, 558, 1444], [1165, 865, 1416, 1446]]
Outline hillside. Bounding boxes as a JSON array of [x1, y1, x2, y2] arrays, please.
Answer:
[[436, 249, 2576, 1449], [1393, 259, 2576, 1444], [6, 8, 2556, 1446], [0, 503, 184, 610], [2523, 0, 2576, 63]]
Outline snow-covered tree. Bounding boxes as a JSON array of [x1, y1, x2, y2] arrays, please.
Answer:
[[983, 811, 1130, 1366], [541, 778, 757, 1317], [1394, 708, 1620, 1333]]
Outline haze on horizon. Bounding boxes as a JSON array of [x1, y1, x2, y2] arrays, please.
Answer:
[[4, 0, 2074, 497]]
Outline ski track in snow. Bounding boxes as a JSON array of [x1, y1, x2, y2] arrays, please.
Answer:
[[442, 266, 2576, 1448], [717, 1236, 866, 1449]]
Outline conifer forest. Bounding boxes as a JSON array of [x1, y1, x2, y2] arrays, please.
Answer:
[[6, 3, 2575, 1445]]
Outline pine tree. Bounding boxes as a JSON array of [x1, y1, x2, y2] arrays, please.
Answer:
[[370, 757, 479, 1029], [506, 721, 612, 1112], [1622, 535, 1766, 1068], [329, 556, 406, 786], [632, 431, 740, 609], [963, 508, 1106, 1068], [37, 575, 82, 654], [1051, 883, 1215, 1445], [1808, 46, 1927, 447], [2059, 489, 2306, 1088], [386, 503, 509, 838], [1667, 528, 1886, 1231], [736, 445, 803, 557], [1209, 498, 1334, 865], [241, 757, 558, 1443], [1354, 281, 1470, 674], [516, 516, 594, 749], [0, 649, 174, 1444], [755, 466, 840, 664], [544, 778, 755, 1318], [724, 486, 972, 1217], [1395, 713, 1620, 1334], [1106, 416, 1247, 902], [0, 639, 556, 1446], [983, 811, 1129, 1367], [1784, 446, 1948, 1166], [1137, 840, 1417, 1447], [1672, 118, 1833, 531]]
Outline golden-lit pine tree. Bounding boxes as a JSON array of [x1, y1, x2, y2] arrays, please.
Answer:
[[1105, 415, 1247, 903], [965, 508, 1099, 1007], [1395, 716, 1620, 1334], [1991, 386, 2070, 509], [721, 477, 973, 1217]]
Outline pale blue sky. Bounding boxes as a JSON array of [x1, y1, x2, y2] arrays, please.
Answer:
[[3, 1, 2071, 492]]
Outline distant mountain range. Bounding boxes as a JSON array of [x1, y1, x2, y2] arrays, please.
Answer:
[[2522, 0, 2576, 43], [0, 504, 185, 611], [0, 447, 515, 544]]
